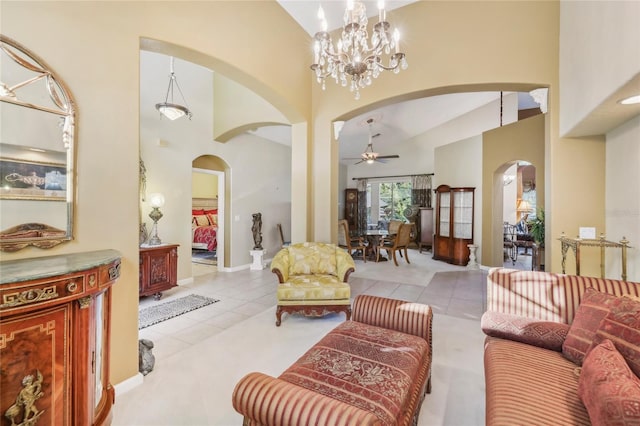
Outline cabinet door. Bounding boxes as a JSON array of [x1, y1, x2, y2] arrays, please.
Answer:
[[453, 191, 474, 239], [1, 305, 71, 425], [438, 192, 451, 237]]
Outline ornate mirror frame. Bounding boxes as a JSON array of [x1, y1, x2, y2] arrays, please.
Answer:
[[0, 35, 76, 252]]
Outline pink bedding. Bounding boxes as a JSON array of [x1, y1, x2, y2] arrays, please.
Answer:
[[193, 225, 217, 251]]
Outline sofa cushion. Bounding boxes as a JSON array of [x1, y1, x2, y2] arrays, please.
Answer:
[[279, 320, 429, 425], [578, 339, 640, 425], [288, 243, 338, 276], [481, 311, 569, 351], [563, 288, 620, 365], [277, 275, 350, 304], [591, 296, 640, 378], [484, 336, 590, 425]]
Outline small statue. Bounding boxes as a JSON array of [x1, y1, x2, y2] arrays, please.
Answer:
[[138, 339, 156, 376], [4, 370, 44, 426], [252, 213, 263, 250]]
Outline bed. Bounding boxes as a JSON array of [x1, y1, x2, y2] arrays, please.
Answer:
[[192, 197, 218, 252]]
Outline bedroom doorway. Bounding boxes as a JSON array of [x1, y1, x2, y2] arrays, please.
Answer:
[[192, 166, 225, 273]]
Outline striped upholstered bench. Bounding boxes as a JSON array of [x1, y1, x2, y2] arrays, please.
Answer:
[[232, 295, 433, 426], [482, 268, 640, 426]]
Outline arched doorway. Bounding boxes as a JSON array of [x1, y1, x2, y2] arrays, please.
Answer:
[[193, 155, 228, 270]]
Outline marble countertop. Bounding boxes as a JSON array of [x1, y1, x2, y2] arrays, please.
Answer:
[[0, 249, 121, 285]]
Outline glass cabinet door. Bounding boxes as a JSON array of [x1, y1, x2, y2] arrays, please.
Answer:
[[439, 192, 450, 237], [453, 191, 473, 239]]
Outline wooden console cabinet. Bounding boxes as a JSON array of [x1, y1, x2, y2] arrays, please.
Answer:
[[0, 250, 121, 426], [139, 244, 178, 299]]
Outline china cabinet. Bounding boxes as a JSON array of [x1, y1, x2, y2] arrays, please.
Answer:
[[433, 185, 475, 265], [139, 244, 178, 299], [0, 250, 121, 426]]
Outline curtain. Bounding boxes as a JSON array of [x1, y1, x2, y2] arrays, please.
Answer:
[[411, 174, 432, 208], [356, 178, 368, 233]]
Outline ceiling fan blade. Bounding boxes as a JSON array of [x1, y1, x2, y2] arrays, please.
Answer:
[[376, 155, 400, 159]]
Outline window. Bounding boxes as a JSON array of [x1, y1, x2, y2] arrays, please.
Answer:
[[366, 179, 412, 229]]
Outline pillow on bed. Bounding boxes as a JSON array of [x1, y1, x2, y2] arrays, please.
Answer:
[[192, 215, 211, 226], [192, 209, 205, 216], [207, 214, 217, 226], [204, 209, 218, 215]]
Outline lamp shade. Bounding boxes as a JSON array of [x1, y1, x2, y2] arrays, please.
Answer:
[[516, 199, 532, 212], [149, 193, 165, 208]]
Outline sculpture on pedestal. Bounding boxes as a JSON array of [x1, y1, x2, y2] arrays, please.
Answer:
[[252, 213, 263, 250]]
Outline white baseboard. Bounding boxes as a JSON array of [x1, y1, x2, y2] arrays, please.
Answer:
[[114, 372, 144, 396], [178, 277, 194, 286]]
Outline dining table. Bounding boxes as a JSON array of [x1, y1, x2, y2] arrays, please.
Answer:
[[362, 229, 393, 262]]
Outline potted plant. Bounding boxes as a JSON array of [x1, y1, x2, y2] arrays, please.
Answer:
[[528, 209, 545, 270]]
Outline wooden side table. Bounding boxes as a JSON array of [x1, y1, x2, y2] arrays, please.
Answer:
[[139, 244, 178, 299]]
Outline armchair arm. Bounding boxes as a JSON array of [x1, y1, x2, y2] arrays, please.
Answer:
[[335, 247, 356, 282], [271, 248, 290, 283], [352, 294, 432, 342], [232, 372, 381, 426]]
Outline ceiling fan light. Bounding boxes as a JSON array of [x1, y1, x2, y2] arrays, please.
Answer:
[[366, 158, 375, 164]]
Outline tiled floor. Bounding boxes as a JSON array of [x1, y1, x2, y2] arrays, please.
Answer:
[[114, 248, 488, 425]]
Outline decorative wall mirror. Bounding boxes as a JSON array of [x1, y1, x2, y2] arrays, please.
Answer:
[[0, 35, 76, 252]]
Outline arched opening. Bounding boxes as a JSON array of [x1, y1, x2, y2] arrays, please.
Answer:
[[192, 155, 228, 272]]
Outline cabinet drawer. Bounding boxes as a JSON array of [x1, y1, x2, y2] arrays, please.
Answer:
[[0, 275, 85, 314]]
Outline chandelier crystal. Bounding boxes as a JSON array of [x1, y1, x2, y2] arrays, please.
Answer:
[[310, 0, 408, 100]]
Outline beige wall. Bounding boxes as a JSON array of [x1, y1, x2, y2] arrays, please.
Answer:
[[0, 1, 310, 386], [192, 172, 218, 199], [482, 114, 546, 267]]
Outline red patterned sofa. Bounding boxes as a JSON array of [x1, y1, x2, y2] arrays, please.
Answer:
[[232, 295, 433, 425], [482, 268, 640, 425]]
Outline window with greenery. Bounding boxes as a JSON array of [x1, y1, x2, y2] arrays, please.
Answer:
[[366, 180, 412, 229]]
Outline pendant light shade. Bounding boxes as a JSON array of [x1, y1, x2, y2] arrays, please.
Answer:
[[155, 57, 192, 120]]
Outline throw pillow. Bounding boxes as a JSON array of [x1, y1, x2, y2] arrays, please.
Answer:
[[192, 215, 210, 227], [578, 339, 640, 425], [591, 296, 640, 378], [192, 209, 205, 216], [481, 311, 570, 351], [563, 288, 621, 365]]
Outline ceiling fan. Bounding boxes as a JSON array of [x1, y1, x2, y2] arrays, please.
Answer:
[[347, 119, 400, 165]]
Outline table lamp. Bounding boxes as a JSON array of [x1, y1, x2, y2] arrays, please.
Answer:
[[148, 193, 165, 245]]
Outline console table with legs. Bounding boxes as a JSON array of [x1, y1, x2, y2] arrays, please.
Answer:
[[559, 234, 630, 280]]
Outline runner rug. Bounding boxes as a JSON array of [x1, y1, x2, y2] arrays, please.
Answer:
[[138, 294, 220, 329]]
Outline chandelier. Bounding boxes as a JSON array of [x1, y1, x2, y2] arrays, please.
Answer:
[[310, 0, 408, 100], [155, 57, 192, 120]]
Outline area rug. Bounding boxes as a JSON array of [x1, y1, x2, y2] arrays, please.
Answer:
[[192, 249, 216, 265], [138, 294, 220, 329]]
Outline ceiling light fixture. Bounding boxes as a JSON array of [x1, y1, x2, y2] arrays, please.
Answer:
[[619, 95, 640, 105], [155, 57, 192, 120], [310, 0, 408, 100]]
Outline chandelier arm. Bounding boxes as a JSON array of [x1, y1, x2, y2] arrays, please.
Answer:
[[163, 75, 173, 103], [375, 54, 405, 71]]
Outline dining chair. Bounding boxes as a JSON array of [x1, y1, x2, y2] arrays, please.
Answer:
[[377, 223, 412, 266], [277, 223, 290, 248], [338, 219, 367, 262]]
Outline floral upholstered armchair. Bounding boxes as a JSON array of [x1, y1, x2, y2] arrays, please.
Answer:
[[271, 242, 355, 326]]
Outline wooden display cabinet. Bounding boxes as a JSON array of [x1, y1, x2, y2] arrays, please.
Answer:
[[139, 244, 179, 299], [433, 185, 475, 266], [0, 250, 121, 426]]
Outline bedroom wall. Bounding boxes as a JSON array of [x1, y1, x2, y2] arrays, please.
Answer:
[[192, 172, 218, 199]]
